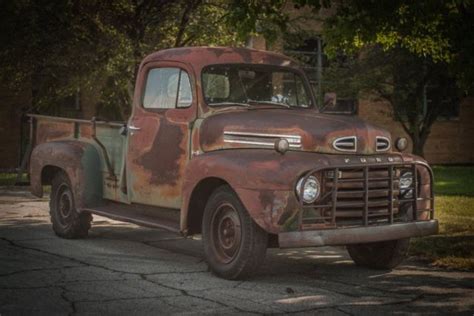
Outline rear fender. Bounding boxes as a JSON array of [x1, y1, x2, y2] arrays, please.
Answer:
[[30, 140, 103, 208]]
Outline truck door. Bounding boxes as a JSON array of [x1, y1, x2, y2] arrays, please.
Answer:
[[126, 61, 196, 209]]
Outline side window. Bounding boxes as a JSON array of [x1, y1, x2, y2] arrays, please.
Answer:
[[143, 67, 192, 109]]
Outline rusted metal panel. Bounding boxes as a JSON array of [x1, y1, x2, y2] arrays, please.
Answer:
[[198, 109, 392, 155], [142, 47, 300, 74], [126, 60, 197, 209], [29, 115, 126, 205], [35, 120, 73, 145], [30, 140, 103, 208], [279, 220, 439, 248], [138, 47, 305, 117], [28, 47, 436, 246], [181, 150, 429, 235]]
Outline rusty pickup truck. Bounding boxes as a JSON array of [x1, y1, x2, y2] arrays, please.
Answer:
[[28, 47, 438, 279]]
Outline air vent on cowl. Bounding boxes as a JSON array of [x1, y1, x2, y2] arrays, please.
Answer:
[[376, 136, 391, 152], [333, 136, 357, 152]]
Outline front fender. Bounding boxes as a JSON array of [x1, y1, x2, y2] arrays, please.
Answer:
[[30, 140, 103, 208], [182, 149, 330, 234]]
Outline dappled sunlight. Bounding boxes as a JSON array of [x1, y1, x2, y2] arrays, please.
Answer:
[[276, 295, 328, 305], [1, 188, 473, 314], [273, 248, 346, 261]]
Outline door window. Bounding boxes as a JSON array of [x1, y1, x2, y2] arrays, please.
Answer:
[[143, 68, 192, 109]]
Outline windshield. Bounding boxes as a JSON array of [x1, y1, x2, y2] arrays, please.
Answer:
[[202, 64, 313, 108]]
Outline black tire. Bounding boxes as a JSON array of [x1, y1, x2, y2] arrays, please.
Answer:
[[202, 185, 268, 280], [49, 171, 92, 239], [347, 238, 410, 269]]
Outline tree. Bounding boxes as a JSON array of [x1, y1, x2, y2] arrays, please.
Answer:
[[0, 0, 290, 120], [319, 0, 474, 156]]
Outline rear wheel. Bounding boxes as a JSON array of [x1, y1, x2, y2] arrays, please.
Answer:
[[202, 185, 268, 280], [50, 171, 92, 238], [347, 238, 410, 269]]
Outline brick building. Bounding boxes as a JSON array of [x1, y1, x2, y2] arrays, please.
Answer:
[[358, 98, 474, 164]]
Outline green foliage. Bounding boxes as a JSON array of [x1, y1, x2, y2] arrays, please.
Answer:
[[323, 0, 474, 92], [224, 0, 288, 44], [0, 0, 292, 120], [315, 0, 472, 156]]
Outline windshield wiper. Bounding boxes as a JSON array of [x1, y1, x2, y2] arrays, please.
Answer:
[[208, 102, 250, 107], [246, 99, 291, 108]]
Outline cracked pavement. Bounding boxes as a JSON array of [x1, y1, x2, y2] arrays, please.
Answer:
[[0, 187, 473, 315]]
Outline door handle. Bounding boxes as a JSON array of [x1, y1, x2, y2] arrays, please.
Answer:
[[129, 125, 141, 131]]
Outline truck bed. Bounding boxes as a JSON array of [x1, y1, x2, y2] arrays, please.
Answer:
[[28, 114, 128, 201]]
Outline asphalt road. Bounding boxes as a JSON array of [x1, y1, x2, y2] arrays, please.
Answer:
[[0, 187, 473, 315]]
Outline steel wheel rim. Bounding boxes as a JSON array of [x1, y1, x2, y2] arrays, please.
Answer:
[[57, 184, 73, 226], [210, 202, 242, 264]]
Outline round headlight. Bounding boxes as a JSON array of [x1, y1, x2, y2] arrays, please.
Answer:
[[395, 137, 408, 151], [400, 171, 413, 189], [296, 175, 321, 203]]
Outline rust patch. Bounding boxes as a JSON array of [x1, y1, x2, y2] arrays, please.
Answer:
[[136, 119, 185, 186], [36, 121, 73, 145], [198, 109, 393, 155]]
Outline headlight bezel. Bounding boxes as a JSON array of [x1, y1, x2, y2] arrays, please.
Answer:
[[399, 170, 414, 198], [395, 137, 408, 151], [399, 170, 414, 189], [296, 175, 321, 204]]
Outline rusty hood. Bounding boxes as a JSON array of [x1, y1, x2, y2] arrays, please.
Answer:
[[199, 109, 392, 155]]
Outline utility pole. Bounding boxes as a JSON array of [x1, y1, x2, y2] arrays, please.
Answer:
[[316, 36, 323, 107]]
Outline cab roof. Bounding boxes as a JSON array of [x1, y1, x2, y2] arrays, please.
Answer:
[[141, 46, 300, 70]]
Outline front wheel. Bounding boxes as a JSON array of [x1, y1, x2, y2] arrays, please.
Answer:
[[347, 238, 410, 269], [202, 186, 268, 280]]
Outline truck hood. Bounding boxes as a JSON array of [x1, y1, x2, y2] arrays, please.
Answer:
[[199, 109, 393, 155]]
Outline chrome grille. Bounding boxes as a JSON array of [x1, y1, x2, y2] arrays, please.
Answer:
[[297, 163, 434, 230]]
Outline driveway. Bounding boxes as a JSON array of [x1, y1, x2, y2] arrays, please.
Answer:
[[0, 187, 472, 315]]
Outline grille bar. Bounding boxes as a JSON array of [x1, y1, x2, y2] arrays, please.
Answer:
[[389, 166, 394, 224], [297, 161, 434, 230]]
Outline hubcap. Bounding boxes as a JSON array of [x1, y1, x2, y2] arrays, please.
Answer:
[[57, 184, 73, 226], [211, 203, 242, 264]]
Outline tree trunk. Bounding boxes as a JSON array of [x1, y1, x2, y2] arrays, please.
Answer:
[[410, 133, 426, 157]]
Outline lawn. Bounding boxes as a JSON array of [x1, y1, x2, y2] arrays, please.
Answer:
[[0, 172, 28, 186], [409, 166, 474, 270]]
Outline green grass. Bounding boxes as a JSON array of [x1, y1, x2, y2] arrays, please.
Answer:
[[432, 165, 474, 196], [0, 173, 20, 186], [409, 166, 474, 270]]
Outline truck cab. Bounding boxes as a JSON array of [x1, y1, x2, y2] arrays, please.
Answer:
[[29, 47, 438, 279]]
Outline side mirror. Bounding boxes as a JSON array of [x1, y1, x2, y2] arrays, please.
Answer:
[[322, 92, 357, 115], [323, 92, 337, 108]]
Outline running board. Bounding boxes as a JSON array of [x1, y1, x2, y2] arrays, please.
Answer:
[[81, 201, 181, 234]]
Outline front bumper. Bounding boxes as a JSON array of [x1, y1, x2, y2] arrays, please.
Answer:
[[278, 220, 438, 248]]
